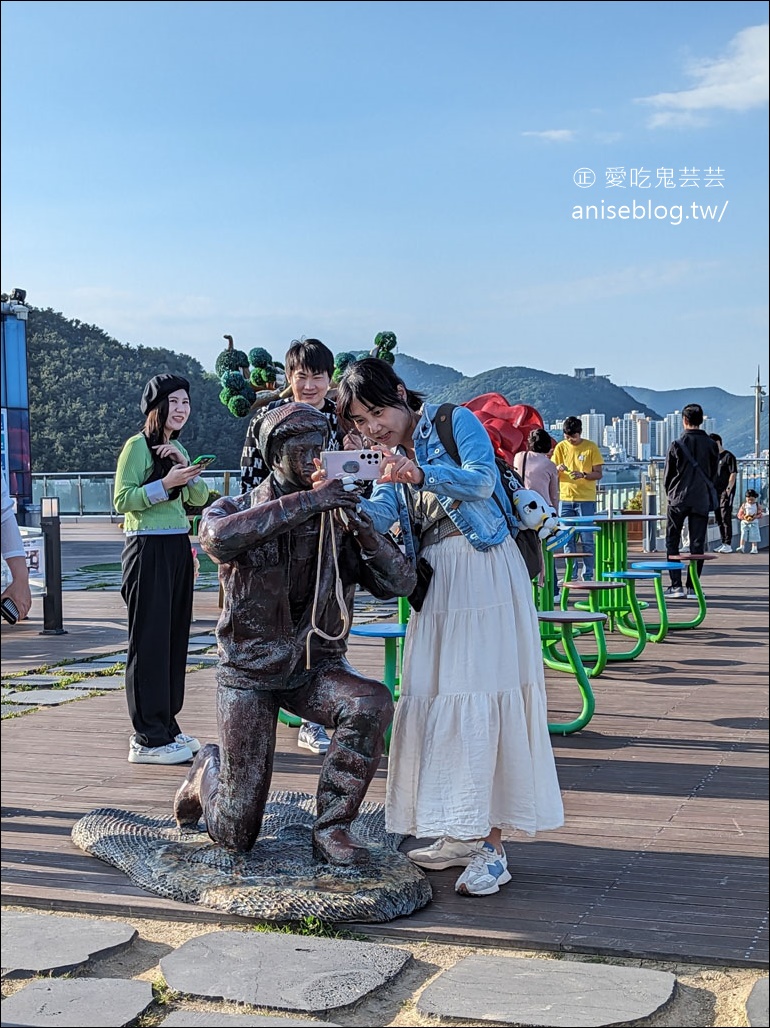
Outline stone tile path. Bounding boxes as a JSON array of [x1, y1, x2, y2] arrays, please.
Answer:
[[1, 913, 766, 1027]]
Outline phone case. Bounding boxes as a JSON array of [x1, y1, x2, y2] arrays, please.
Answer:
[[322, 450, 382, 481]]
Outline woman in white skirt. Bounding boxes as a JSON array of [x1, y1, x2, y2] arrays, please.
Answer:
[[335, 359, 563, 897]]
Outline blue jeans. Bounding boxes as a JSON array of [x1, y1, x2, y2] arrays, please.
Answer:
[[559, 500, 597, 580]]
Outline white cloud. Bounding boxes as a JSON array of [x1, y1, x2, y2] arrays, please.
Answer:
[[638, 24, 769, 128], [521, 129, 577, 142]]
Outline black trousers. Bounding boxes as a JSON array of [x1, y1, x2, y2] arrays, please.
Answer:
[[121, 534, 194, 747], [714, 490, 735, 546], [666, 506, 708, 588]]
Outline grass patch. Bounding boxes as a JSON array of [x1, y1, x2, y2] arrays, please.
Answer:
[[250, 915, 361, 940]]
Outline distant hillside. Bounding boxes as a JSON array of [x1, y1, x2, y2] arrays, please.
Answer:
[[626, 387, 767, 458], [24, 308, 761, 472], [26, 307, 247, 472], [395, 354, 661, 424]]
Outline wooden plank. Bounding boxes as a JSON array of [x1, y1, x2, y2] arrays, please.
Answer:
[[2, 554, 768, 967]]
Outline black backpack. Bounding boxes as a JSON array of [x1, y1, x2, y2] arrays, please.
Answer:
[[433, 404, 542, 580]]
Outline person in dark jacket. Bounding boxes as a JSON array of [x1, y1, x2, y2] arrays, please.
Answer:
[[174, 402, 416, 866], [663, 403, 719, 598], [709, 433, 738, 553]]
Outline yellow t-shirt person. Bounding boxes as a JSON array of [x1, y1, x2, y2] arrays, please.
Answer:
[[552, 438, 604, 502]]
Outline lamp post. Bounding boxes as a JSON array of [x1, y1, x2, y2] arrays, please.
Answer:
[[754, 367, 766, 459], [40, 496, 67, 635]]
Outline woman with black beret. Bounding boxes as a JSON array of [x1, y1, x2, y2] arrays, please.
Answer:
[[114, 374, 210, 765]]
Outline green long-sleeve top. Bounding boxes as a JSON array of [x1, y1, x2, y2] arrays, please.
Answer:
[[114, 433, 210, 535]]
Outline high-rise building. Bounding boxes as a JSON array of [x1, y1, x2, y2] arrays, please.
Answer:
[[581, 409, 606, 446]]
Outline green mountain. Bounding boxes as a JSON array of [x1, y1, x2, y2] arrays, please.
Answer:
[[395, 354, 661, 423], [625, 386, 767, 458], [24, 308, 762, 471], [26, 307, 248, 472]]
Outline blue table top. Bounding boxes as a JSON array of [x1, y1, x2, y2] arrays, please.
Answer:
[[631, 560, 686, 571], [350, 623, 407, 638]]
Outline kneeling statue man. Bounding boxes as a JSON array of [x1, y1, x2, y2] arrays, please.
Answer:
[[174, 403, 416, 865]]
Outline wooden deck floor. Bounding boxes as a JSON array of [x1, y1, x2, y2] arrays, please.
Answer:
[[2, 553, 767, 968]]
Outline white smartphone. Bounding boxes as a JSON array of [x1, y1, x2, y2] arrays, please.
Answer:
[[321, 450, 382, 481]]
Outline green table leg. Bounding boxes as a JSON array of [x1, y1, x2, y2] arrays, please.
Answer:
[[382, 636, 400, 753], [667, 562, 708, 630], [543, 593, 608, 677], [547, 623, 597, 735], [619, 576, 669, 643]]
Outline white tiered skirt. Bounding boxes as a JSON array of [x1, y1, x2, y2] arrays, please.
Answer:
[[385, 533, 564, 839]]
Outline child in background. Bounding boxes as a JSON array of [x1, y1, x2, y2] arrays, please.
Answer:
[[737, 490, 763, 554]]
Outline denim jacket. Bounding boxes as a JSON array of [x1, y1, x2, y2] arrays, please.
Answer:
[[361, 403, 515, 561]]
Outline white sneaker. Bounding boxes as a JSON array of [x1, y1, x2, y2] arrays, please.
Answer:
[[406, 836, 488, 870], [128, 740, 193, 765], [751, 547, 759, 554], [455, 842, 512, 896], [176, 733, 201, 755], [297, 722, 331, 754], [716, 544, 732, 553]]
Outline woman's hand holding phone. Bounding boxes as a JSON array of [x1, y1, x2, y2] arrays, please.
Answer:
[[163, 463, 204, 490]]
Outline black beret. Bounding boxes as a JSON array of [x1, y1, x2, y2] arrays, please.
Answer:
[[141, 374, 191, 415]]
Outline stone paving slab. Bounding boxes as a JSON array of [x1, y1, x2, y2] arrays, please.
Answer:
[[49, 662, 117, 673], [1, 911, 137, 978], [1, 674, 65, 686], [0, 977, 153, 1026], [416, 954, 676, 1027], [1, 703, 30, 716], [2, 688, 93, 705], [187, 653, 220, 665], [78, 675, 126, 690], [747, 976, 769, 1026], [188, 635, 218, 647], [161, 1011, 341, 1026], [160, 931, 410, 1013]]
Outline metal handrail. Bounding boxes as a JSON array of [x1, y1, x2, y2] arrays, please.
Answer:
[[28, 459, 769, 517]]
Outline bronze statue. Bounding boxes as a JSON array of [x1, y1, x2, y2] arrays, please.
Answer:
[[174, 402, 416, 866]]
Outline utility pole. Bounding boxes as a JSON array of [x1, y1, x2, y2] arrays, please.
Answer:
[[754, 367, 766, 458]]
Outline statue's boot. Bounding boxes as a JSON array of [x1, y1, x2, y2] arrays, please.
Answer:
[[174, 743, 221, 827], [312, 738, 382, 866]]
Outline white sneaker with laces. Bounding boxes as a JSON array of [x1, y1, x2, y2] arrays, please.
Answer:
[[455, 842, 512, 896], [297, 722, 331, 754], [406, 837, 488, 870], [128, 739, 193, 765], [176, 733, 201, 755]]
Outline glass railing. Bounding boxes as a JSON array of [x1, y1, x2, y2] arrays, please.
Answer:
[[27, 458, 770, 518], [31, 470, 243, 516]]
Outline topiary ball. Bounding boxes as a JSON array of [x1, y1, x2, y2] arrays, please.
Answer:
[[228, 395, 251, 417], [221, 370, 247, 392], [215, 348, 249, 377], [248, 347, 273, 369]]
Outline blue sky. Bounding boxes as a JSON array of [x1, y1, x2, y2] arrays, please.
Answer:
[[2, 0, 767, 396]]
